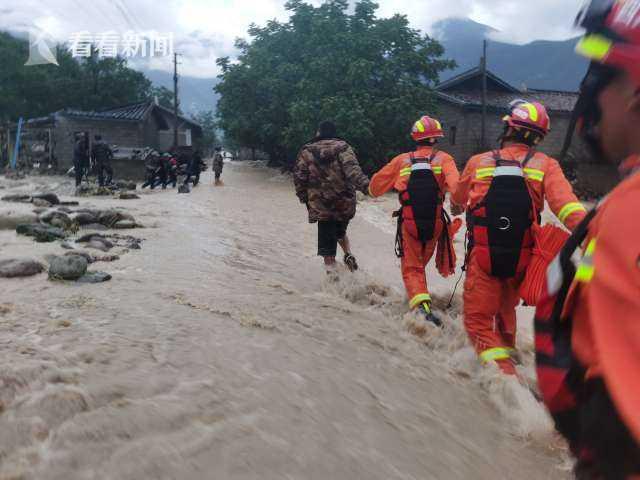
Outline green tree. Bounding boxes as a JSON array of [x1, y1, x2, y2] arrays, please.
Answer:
[[0, 32, 152, 122], [193, 110, 219, 154], [148, 85, 184, 115], [215, 0, 454, 172]]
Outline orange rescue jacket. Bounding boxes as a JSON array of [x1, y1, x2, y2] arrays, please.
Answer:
[[453, 144, 586, 232], [369, 146, 459, 198], [565, 156, 640, 445]]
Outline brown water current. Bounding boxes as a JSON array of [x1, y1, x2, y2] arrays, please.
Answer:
[[0, 163, 571, 479]]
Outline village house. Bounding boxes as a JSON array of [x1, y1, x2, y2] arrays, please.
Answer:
[[2, 101, 202, 171], [432, 67, 618, 195]]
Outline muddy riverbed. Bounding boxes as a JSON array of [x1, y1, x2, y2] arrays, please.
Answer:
[[0, 163, 570, 479]]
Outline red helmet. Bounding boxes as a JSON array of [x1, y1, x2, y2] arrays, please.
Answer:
[[411, 115, 444, 142], [503, 100, 551, 137], [576, 0, 640, 86], [561, 0, 640, 159]]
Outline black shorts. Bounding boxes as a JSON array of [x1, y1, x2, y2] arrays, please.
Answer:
[[317, 220, 349, 257]]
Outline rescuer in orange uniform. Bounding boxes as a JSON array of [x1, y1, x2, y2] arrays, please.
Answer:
[[369, 116, 460, 326], [453, 101, 586, 375], [535, 1, 640, 477]]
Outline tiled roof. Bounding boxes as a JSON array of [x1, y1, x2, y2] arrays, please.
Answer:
[[435, 67, 579, 113]]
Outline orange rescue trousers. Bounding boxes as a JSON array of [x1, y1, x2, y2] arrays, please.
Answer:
[[401, 223, 441, 310], [463, 253, 525, 375]]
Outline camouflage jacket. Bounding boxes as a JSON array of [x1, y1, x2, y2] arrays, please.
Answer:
[[213, 153, 224, 172], [293, 138, 370, 223]]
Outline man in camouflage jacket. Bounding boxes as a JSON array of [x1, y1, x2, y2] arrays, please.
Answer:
[[294, 121, 370, 271]]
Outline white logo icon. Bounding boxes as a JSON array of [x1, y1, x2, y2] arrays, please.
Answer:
[[25, 29, 59, 66]]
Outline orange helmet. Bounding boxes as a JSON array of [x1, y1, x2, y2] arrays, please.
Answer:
[[411, 115, 444, 142], [503, 100, 551, 137]]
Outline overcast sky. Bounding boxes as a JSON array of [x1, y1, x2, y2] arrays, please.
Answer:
[[1, 0, 586, 78]]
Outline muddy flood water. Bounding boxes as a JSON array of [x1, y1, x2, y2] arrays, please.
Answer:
[[0, 162, 571, 479]]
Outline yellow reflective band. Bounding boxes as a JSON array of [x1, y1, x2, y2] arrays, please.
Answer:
[[434, 120, 442, 130], [480, 347, 512, 364], [558, 202, 587, 224], [576, 34, 613, 61], [524, 168, 545, 182], [416, 121, 425, 133], [400, 167, 412, 177], [575, 239, 596, 283], [410, 293, 432, 309], [476, 167, 496, 179], [523, 103, 539, 122], [433, 166, 443, 174]]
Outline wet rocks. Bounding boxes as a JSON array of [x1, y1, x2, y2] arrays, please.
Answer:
[[32, 198, 52, 208], [115, 180, 137, 191], [64, 250, 94, 263], [77, 271, 112, 284], [1, 194, 31, 203], [112, 220, 137, 230], [0, 258, 45, 278], [32, 193, 60, 205], [39, 211, 74, 231], [70, 211, 98, 226], [98, 210, 134, 228], [119, 192, 140, 200], [16, 224, 66, 242], [0, 209, 38, 230], [48, 255, 88, 280]]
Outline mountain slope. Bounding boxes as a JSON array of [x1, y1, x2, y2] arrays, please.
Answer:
[[434, 18, 589, 91]]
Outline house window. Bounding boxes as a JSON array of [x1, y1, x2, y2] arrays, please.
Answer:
[[450, 126, 457, 146]]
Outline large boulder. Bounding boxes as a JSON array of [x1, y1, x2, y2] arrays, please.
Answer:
[[0, 209, 38, 230], [112, 220, 137, 230], [32, 193, 60, 205], [32, 198, 52, 208], [70, 212, 98, 226], [16, 224, 66, 242], [48, 255, 88, 280], [115, 180, 137, 191], [0, 258, 45, 278], [119, 192, 140, 200], [97, 210, 134, 228], [39, 211, 73, 231]]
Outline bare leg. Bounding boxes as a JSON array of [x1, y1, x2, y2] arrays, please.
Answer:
[[324, 256, 337, 267], [338, 235, 351, 255]]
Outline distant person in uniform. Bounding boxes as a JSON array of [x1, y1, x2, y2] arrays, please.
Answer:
[[73, 134, 88, 190], [294, 120, 370, 272], [91, 135, 114, 187], [213, 147, 224, 185]]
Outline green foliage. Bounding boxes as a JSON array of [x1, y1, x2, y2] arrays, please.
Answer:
[[215, 0, 454, 172], [193, 110, 219, 153], [149, 85, 179, 112], [0, 32, 151, 122]]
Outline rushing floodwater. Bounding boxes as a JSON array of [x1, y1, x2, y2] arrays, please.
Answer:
[[0, 163, 571, 479]]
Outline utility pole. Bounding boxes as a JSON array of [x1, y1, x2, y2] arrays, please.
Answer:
[[173, 52, 181, 149], [480, 39, 488, 149]]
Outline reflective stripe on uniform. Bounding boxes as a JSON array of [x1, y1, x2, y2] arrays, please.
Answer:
[[411, 163, 433, 172], [523, 168, 545, 182], [432, 166, 443, 175], [476, 167, 496, 179], [576, 34, 613, 61], [558, 202, 587, 224], [479, 347, 512, 364], [575, 238, 597, 283], [400, 167, 412, 177], [409, 293, 431, 309], [494, 166, 523, 177]]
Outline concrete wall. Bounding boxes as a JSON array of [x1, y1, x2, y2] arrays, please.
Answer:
[[54, 116, 144, 168]]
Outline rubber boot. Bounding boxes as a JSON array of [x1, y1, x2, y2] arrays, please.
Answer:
[[419, 302, 443, 328]]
